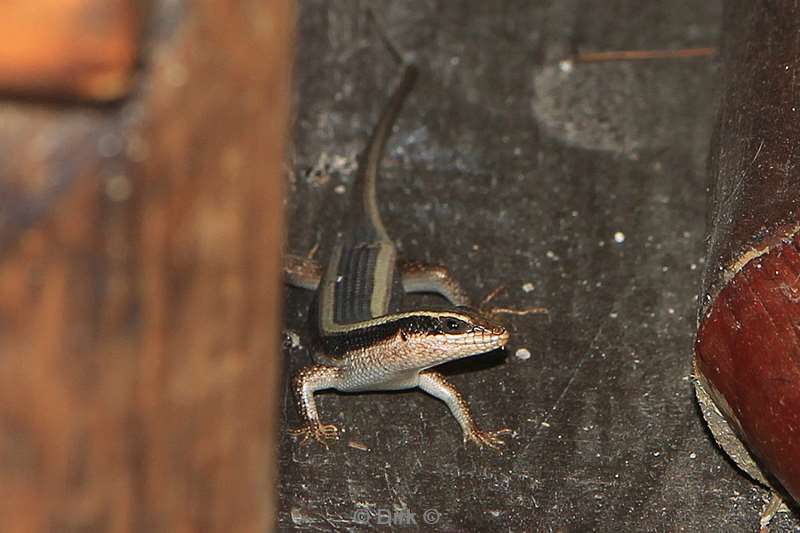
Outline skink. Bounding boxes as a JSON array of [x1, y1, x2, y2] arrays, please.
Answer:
[[285, 64, 511, 449]]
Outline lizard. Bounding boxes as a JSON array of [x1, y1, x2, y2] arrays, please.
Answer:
[[284, 62, 512, 450]]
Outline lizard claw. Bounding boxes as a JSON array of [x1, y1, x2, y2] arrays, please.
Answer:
[[288, 423, 339, 448], [465, 428, 512, 452]]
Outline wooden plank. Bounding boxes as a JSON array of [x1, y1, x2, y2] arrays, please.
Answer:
[[0, 0, 293, 530]]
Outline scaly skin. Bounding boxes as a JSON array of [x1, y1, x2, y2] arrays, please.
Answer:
[[286, 63, 513, 451], [288, 310, 511, 450]]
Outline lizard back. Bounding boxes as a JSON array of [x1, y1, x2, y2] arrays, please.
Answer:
[[317, 65, 418, 334]]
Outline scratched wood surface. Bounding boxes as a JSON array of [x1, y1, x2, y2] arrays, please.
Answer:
[[0, 0, 291, 531], [280, 1, 800, 531]]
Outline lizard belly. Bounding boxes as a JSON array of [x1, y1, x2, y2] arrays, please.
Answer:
[[333, 339, 422, 391], [338, 364, 420, 392]]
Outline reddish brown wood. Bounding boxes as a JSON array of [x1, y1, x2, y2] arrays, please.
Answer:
[[696, 234, 800, 501], [0, 0, 141, 100], [0, 0, 293, 530], [694, 0, 800, 505]]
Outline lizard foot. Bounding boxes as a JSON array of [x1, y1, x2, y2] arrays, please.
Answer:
[[288, 423, 339, 448], [466, 428, 512, 451], [479, 285, 549, 319]]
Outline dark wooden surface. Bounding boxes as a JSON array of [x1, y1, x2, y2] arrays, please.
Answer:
[[0, 0, 292, 531], [700, 0, 800, 302], [280, 1, 799, 531], [694, 0, 800, 507]]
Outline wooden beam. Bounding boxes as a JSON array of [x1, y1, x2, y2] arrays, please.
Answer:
[[0, 0, 293, 530]]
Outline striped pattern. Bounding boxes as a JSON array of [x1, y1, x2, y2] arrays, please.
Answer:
[[319, 236, 403, 334], [317, 65, 418, 337], [321, 239, 399, 331]]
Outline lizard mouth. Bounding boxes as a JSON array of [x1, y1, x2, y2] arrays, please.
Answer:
[[449, 328, 509, 353]]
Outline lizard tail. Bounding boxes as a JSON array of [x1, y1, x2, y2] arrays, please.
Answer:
[[350, 63, 418, 239]]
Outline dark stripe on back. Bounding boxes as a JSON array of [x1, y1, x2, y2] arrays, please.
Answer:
[[334, 243, 369, 323], [354, 243, 372, 319], [310, 311, 443, 358], [333, 240, 397, 324]]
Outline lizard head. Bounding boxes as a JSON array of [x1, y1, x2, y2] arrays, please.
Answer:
[[399, 307, 509, 366]]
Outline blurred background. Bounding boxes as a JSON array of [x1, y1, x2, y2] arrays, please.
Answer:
[[0, 1, 290, 531]]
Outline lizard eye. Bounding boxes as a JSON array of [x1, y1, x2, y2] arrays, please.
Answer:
[[443, 318, 468, 333]]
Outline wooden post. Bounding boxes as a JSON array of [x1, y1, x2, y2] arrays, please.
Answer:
[[694, 0, 800, 504], [0, 0, 293, 530]]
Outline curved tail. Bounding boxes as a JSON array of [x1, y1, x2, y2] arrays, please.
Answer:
[[349, 64, 419, 240]]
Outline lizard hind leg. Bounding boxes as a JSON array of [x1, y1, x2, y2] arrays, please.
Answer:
[[400, 261, 472, 306], [283, 253, 322, 291]]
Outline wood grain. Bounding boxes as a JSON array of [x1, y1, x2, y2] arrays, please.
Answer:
[[696, 234, 800, 501], [0, 0, 293, 530]]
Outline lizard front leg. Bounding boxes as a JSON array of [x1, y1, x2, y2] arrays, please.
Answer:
[[288, 364, 342, 447], [418, 371, 511, 450]]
